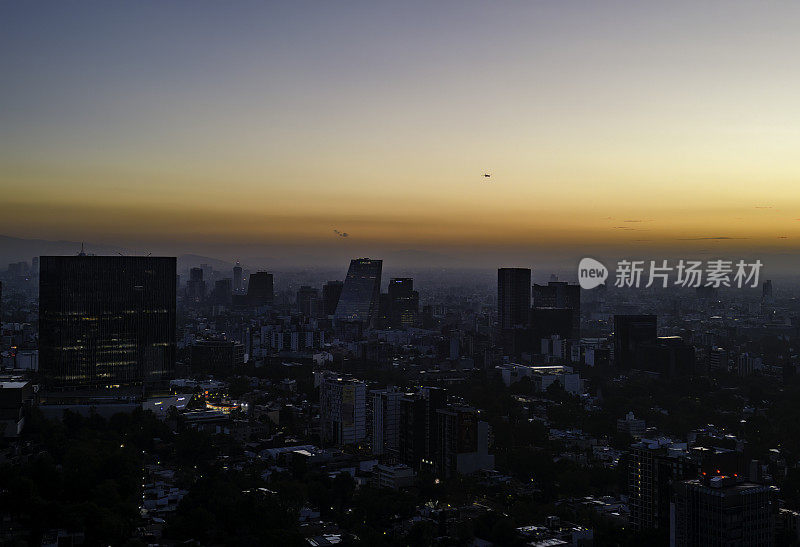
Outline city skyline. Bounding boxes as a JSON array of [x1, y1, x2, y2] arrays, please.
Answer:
[[3, 3, 798, 545], [3, 2, 800, 264]]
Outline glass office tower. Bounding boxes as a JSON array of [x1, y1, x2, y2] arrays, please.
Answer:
[[334, 258, 382, 325], [39, 255, 176, 389]]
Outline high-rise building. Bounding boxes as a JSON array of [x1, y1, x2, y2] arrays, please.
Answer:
[[498, 268, 532, 355], [186, 267, 206, 302], [533, 281, 580, 336], [334, 258, 382, 325], [629, 438, 699, 532], [322, 280, 344, 316], [296, 285, 320, 317], [709, 347, 728, 372], [374, 292, 391, 329], [762, 279, 774, 303], [635, 336, 696, 378], [530, 307, 575, 342], [497, 268, 531, 330], [247, 271, 274, 307], [200, 263, 213, 283], [388, 278, 419, 329], [39, 255, 176, 389], [399, 387, 447, 471], [319, 375, 366, 447], [436, 405, 494, 477], [370, 388, 401, 456], [672, 476, 774, 546], [212, 278, 232, 305], [233, 261, 243, 293], [614, 314, 657, 370]]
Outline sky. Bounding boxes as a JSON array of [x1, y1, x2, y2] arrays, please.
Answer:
[[2, 1, 800, 268]]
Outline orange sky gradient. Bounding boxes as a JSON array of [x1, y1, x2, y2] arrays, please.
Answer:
[[2, 2, 800, 267]]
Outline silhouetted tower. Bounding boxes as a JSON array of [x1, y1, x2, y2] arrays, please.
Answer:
[[335, 258, 382, 325], [186, 267, 206, 302], [213, 278, 232, 305], [39, 255, 176, 389], [388, 277, 419, 328], [323, 280, 344, 316], [233, 261, 243, 293], [614, 314, 657, 370], [497, 268, 531, 330], [533, 281, 581, 337], [297, 285, 320, 317], [762, 280, 773, 303], [247, 271, 274, 306]]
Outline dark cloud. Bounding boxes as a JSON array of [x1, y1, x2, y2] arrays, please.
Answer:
[[333, 229, 349, 238], [676, 236, 749, 240]]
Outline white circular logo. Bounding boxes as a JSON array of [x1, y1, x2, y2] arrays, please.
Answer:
[[578, 257, 608, 289]]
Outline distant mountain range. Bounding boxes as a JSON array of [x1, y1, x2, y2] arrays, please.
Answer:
[[0, 234, 477, 271], [0, 235, 233, 272], [0, 235, 119, 263]]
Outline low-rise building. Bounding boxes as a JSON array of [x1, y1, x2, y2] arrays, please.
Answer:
[[372, 463, 415, 490]]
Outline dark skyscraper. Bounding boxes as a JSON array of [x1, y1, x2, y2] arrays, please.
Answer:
[[672, 477, 774, 546], [529, 307, 574, 341], [186, 267, 205, 302], [635, 336, 696, 378], [762, 279, 773, 302], [233, 261, 243, 293], [614, 314, 657, 370], [39, 255, 176, 389], [247, 271, 274, 307], [335, 258, 382, 325], [322, 280, 343, 316], [212, 278, 232, 305], [388, 277, 419, 329], [399, 387, 447, 471], [629, 439, 698, 532], [497, 268, 531, 330], [533, 281, 580, 336], [296, 285, 320, 317]]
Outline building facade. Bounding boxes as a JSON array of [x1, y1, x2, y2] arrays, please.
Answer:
[[614, 314, 657, 370], [497, 268, 531, 330], [533, 281, 581, 336], [319, 375, 366, 447], [334, 258, 382, 326], [370, 388, 402, 456], [247, 271, 274, 307], [672, 477, 774, 546], [388, 277, 419, 329], [39, 255, 176, 389]]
